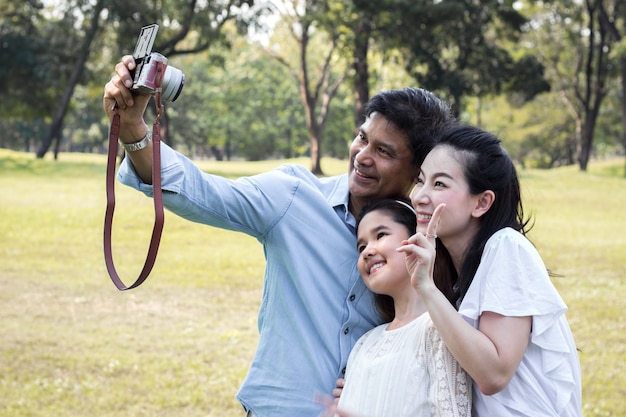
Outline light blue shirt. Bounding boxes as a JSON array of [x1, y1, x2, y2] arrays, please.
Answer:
[[118, 143, 382, 417]]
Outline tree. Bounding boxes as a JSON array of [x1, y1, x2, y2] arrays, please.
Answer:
[[31, 0, 260, 158], [173, 27, 309, 161], [0, 0, 50, 119], [524, 0, 612, 171], [262, 0, 351, 175], [351, 17, 371, 131], [597, 0, 626, 176], [361, 0, 548, 117], [36, 0, 106, 159], [0, 0, 81, 151]]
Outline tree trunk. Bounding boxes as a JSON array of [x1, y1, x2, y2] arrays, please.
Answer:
[[579, 114, 596, 171], [575, 0, 607, 171], [36, 0, 105, 159], [619, 57, 626, 177], [595, 0, 626, 175], [310, 128, 322, 175], [353, 19, 371, 134], [301, 82, 323, 175]]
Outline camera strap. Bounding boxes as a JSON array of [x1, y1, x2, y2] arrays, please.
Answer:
[[103, 88, 165, 290]]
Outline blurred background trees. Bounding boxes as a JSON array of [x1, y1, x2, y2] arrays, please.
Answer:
[[1, 0, 625, 173]]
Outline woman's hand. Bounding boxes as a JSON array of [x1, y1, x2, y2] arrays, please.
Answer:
[[398, 203, 445, 291]]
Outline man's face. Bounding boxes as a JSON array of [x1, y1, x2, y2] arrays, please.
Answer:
[[348, 112, 416, 205]]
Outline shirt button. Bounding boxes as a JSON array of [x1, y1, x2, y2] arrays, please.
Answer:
[[344, 327, 349, 335], [349, 294, 356, 301]]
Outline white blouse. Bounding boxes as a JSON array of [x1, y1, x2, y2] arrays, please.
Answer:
[[458, 227, 582, 417], [337, 313, 471, 417]]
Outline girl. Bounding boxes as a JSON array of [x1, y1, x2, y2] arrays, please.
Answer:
[[404, 124, 582, 416], [330, 198, 471, 417]]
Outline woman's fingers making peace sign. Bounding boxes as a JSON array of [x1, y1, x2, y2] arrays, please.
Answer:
[[397, 203, 446, 289], [424, 203, 445, 241]]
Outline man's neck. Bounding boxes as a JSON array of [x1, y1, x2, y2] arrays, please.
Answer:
[[348, 195, 366, 221]]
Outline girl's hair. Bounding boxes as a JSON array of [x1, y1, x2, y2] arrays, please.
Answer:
[[432, 124, 532, 306], [357, 197, 456, 322]]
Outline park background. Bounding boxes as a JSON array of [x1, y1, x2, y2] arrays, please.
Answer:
[[1, 0, 625, 416]]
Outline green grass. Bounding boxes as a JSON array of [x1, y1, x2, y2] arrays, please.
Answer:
[[519, 162, 626, 417], [0, 148, 625, 417]]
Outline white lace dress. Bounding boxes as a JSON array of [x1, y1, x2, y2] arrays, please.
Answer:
[[336, 312, 471, 417]]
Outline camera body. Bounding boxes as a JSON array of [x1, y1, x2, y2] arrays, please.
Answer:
[[131, 24, 185, 102]]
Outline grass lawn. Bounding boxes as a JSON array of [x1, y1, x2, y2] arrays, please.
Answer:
[[0, 148, 624, 416]]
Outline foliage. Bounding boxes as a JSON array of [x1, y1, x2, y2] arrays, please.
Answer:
[[355, 0, 549, 115], [519, 0, 616, 171], [1, 0, 626, 169], [0, 0, 86, 119], [476, 94, 577, 168], [166, 20, 353, 161], [105, 0, 263, 58], [261, 0, 354, 173]]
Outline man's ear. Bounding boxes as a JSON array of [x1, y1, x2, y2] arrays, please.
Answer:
[[472, 190, 495, 219], [412, 166, 422, 183], [409, 170, 420, 191]]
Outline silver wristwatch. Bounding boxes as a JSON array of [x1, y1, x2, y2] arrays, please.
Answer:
[[120, 129, 152, 152]]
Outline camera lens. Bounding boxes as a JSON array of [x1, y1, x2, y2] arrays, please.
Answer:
[[162, 66, 185, 102]]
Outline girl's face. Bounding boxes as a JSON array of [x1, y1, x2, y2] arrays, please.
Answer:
[[411, 146, 486, 248], [357, 210, 411, 296]]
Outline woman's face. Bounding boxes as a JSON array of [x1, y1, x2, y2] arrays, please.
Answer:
[[411, 146, 483, 247], [356, 210, 411, 296]]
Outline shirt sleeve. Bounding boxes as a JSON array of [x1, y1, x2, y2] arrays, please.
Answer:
[[117, 141, 299, 237], [426, 321, 471, 417]]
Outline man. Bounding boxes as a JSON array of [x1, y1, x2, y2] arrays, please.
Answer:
[[103, 55, 454, 417]]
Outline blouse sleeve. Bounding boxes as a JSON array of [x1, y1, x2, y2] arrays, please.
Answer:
[[458, 228, 567, 322], [426, 321, 471, 417]]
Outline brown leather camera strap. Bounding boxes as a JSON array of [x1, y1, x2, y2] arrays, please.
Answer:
[[104, 90, 165, 290]]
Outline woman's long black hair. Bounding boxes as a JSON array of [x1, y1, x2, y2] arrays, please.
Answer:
[[432, 124, 532, 307]]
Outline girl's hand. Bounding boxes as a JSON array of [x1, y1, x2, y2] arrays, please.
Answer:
[[397, 203, 445, 290]]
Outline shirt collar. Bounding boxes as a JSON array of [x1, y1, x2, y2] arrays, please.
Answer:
[[326, 174, 356, 227]]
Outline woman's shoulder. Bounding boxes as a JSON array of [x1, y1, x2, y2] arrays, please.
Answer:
[[460, 227, 566, 320], [484, 227, 542, 263], [486, 227, 528, 245]]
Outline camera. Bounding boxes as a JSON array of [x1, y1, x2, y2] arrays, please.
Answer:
[[130, 24, 185, 102]]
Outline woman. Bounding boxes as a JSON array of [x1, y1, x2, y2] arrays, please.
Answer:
[[403, 124, 582, 416]]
